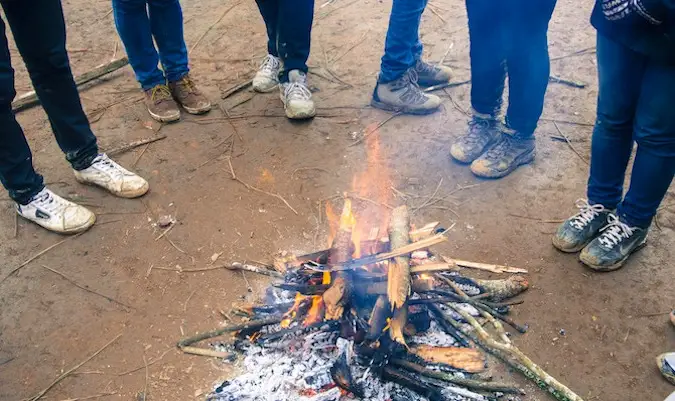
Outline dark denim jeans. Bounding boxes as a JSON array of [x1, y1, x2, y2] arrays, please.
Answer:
[[587, 33, 675, 229], [466, 0, 556, 137], [379, 0, 427, 83], [113, 0, 189, 90], [0, 0, 98, 205], [254, 0, 314, 82]]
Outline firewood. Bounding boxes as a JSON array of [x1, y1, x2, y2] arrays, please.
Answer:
[[392, 359, 524, 394], [410, 263, 457, 274], [388, 206, 412, 310], [177, 317, 281, 348], [356, 277, 432, 297], [389, 302, 408, 346], [330, 351, 364, 397], [474, 275, 529, 301], [409, 222, 440, 242], [323, 199, 355, 320], [409, 345, 485, 373], [381, 367, 444, 401], [443, 256, 528, 274], [426, 303, 470, 347], [367, 295, 392, 340], [12, 57, 130, 112]]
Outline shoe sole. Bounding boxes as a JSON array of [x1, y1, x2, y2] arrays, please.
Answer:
[[75, 176, 150, 199], [580, 239, 648, 272], [470, 149, 536, 179], [182, 104, 212, 115], [285, 108, 316, 120], [370, 99, 439, 116], [253, 84, 279, 93], [19, 211, 96, 235], [551, 236, 590, 254], [148, 108, 180, 123]]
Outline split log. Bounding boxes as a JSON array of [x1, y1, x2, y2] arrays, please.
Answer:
[[392, 359, 523, 395], [389, 302, 408, 346], [330, 351, 364, 397], [367, 295, 392, 340], [443, 256, 528, 274], [388, 206, 411, 310], [323, 199, 355, 320], [409, 222, 440, 242], [13, 57, 130, 112], [409, 345, 485, 373]]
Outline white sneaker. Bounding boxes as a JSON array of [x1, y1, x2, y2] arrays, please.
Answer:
[[17, 188, 96, 234], [280, 70, 316, 120], [252, 54, 281, 93], [74, 154, 149, 198]]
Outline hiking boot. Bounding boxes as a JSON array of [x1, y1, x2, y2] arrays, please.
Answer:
[[579, 214, 648, 272], [470, 133, 535, 178], [371, 69, 441, 115], [553, 199, 612, 253], [169, 74, 211, 115], [253, 54, 281, 93], [450, 114, 501, 163], [74, 153, 149, 199], [657, 353, 675, 385], [414, 59, 452, 87], [144, 84, 180, 122], [280, 70, 315, 120], [16, 188, 95, 234]]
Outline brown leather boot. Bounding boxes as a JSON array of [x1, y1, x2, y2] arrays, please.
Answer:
[[144, 84, 180, 122], [169, 74, 211, 115]]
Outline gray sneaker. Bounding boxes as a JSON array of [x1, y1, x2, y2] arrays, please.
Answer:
[[414, 60, 452, 87], [553, 199, 611, 253], [450, 115, 501, 163], [280, 70, 316, 120], [371, 69, 441, 115], [579, 214, 648, 272], [470, 133, 535, 178]]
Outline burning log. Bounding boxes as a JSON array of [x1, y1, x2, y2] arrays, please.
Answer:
[[389, 302, 409, 346], [381, 366, 443, 401], [409, 345, 485, 373], [403, 307, 431, 336], [177, 317, 282, 348], [387, 206, 412, 310], [392, 359, 524, 395], [367, 296, 392, 341], [323, 199, 356, 321], [330, 351, 364, 397]]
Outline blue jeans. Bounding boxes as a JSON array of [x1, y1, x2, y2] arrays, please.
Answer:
[[0, 0, 98, 204], [254, 0, 314, 82], [588, 33, 675, 228], [378, 0, 427, 83], [466, 0, 556, 137], [112, 0, 189, 90]]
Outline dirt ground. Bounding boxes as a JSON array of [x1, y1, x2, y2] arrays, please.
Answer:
[[1, 0, 674, 400]]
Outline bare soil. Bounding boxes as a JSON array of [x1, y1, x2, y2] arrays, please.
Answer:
[[1, 0, 674, 400]]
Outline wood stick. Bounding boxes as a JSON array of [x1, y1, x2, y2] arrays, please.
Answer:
[[549, 75, 587, 88], [392, 359, 524, 394], [188, 2, 241, 54], [0, 232, 84, 285], [224, 262, 284, 278], [442, 256, 528, 274], [28, 334, 122, 401], [553, 122, 589, 165], [349, 113, 401, 147], [106, 134, 167, 157], [423, 79, 471, 93], [220, 79, 253, 100], [227, 158, 298, 214], [41, 265, 134, 310], [177, 317, 281, 347], [12, 57, 130, 112], [410, 263, 456, 274], [179, 346, 234, 359], [388, 206, 412, 310]]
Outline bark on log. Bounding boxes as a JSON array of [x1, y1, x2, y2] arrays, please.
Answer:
[[388, 206, 411, 310], [473, 275, 529, 301], [389, 302, 408, 346], [12, 57, 130, 112], [323, 199, 355, 320], [409, 345, 485, 373]]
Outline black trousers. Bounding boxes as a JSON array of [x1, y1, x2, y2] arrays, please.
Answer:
[[254, 0, 315, 82], [0, 0, 98, 204], [466, 0, 557, 137]]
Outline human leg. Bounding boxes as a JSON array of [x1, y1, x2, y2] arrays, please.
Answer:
[[253, 0, 282, 92]]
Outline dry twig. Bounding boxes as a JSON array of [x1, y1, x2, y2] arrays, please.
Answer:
[[350, 113, 401, 146], [42, 265, 133, 310], [106, 135, 167, 156], [227, 158, 298, 214], [189, 2, 242, 54], [553, 122, 589, 165]]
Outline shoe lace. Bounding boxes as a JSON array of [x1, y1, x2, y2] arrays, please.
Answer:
[[151, 84, 173, 102], [92, 154, 126, 179], [571, 199, 605, 230], [396, 69, 428, 105], [598, 214, 634, 248], [461, 118, 492, 145], [260, 55, 280, 76], [32, 190, 69, 213], [178, 76, 198, 94], [416, 60, 439, 75], [284, 80, 312, 101]]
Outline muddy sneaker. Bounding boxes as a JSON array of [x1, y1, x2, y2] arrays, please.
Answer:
[[666, 391, 675, 401], [450, 114, 501, 163], [371, 69, 441, 115], [579, 214, 647, 271], [657, 353, 675, 385], [16, 188, 95, 234], [414, 59, 452, 87], [74, 154, 149, 199], [470, 133, 535, 178], [280, 70, 316, 120], [144, 84, 180, 122], [253, 54, 281, 93], [169, 75, 211, 115], [553, 199, 612, 253]]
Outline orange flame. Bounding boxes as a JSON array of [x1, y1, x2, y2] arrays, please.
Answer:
[[303, 296, 325, 326]]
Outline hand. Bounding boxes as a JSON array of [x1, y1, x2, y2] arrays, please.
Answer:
[[601, 0, 664, 25]]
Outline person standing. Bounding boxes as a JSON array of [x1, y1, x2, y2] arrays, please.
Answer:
[[450, 0, 557, 178], [370, 0, 453, 115], [553, 0, 675, 271], [112, 0, 211, 122], [251, 0, 316, 120], [0, 0, 149, 234]]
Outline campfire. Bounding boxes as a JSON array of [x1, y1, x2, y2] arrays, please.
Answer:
[[177, 133, 585, 401]]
